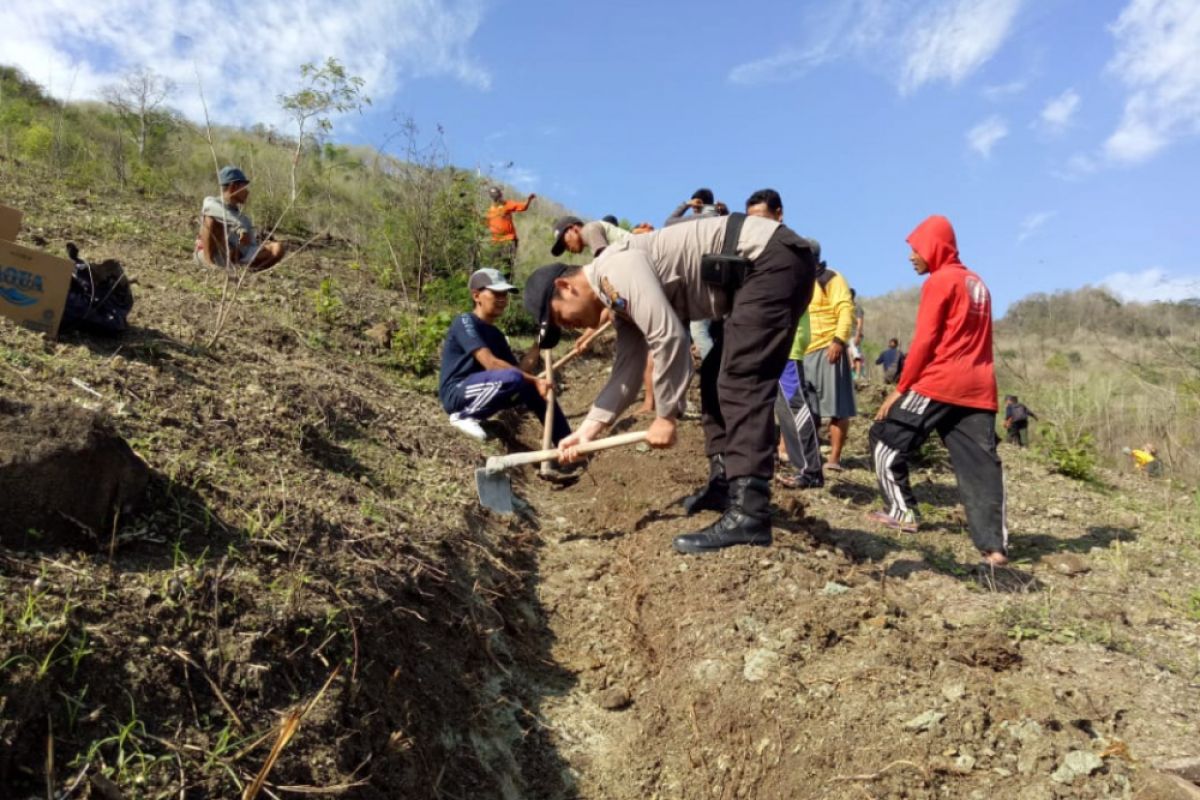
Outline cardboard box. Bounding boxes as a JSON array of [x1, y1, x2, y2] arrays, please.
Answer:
[[0, 204, 20, 241], [0, 239, 72, 338]]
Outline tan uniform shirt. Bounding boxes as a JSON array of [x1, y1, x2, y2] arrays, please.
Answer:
[[583, 215, 781, 424], [579, 220, 630, 255]]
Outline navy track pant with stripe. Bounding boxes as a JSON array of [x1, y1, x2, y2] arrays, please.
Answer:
[[447, 368, 570, 444], [775, 360, 823, 482]]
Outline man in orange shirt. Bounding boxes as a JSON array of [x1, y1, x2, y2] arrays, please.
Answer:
[[486, 186, 535, 268]]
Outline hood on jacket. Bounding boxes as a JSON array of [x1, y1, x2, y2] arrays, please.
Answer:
[[906, 215, 962, 273]]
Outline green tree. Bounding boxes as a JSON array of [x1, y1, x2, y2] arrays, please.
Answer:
[[278, 58, 370, 203]]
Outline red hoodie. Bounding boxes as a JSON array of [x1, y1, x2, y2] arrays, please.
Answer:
[[897, 215, 997, 412]]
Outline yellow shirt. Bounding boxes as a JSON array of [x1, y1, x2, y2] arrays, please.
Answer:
[[1132, 450, 1156, 469], [805, 270, 854, 354]]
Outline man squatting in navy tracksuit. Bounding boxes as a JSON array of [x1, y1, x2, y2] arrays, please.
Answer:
[[438, 268, 570, 444]]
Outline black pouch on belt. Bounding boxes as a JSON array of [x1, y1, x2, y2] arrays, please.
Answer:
[[700, 212, 753, 294]]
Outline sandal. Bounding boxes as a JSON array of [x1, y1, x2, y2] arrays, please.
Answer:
[[866, 510, 919, 533], [776, 472, 824, 490]]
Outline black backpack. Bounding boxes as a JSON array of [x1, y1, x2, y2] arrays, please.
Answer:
[[1010, 403, 1029, 423], [63, 243, 134, 335]]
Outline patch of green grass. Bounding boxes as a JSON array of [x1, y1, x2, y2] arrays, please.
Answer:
[[1186, 588, 1200, 622], [999, 603, 1138, 655], [166, 271, 225, 301], [919, 545, 970, 577]]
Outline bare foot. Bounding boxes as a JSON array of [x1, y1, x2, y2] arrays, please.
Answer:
[[981, 551, 1009, 567]]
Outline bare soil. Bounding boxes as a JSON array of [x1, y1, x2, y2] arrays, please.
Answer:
[[1, 163, 1198, 799]]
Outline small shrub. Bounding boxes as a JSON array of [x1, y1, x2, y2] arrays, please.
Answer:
[[1045, 352, 1071, 372], [1037, 424, 1097, 482], [497, 302, 539, 338], [312, 277, 344, 323], [390, 311, 453, 376], [423, 274, 470, 312], [18, 123, 53, 160]]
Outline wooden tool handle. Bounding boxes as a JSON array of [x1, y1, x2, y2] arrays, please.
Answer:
[[485, 430, 648, 471], [540, 351, 555, 473], [544, 320, 613, 377]]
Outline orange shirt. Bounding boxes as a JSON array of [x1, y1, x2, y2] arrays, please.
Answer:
[[486, 199, 530, 242]]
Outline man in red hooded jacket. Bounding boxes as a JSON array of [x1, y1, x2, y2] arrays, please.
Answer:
[[867, 215, 1008, 567]]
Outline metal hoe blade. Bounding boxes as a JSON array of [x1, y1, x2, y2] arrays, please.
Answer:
[[475, 466, 516, 514]]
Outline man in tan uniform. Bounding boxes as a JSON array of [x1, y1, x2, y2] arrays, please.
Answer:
[[550, 215, 629, 257], [524, 214, 816, 554]]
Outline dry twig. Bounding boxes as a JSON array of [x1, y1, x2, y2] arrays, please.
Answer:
[[160, 647, 245, 730], [242, 665, 341, 800], [832, 759, 931, 784]]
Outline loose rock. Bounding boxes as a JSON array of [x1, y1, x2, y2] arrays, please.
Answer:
[[743, 649, 782, 683], [1050, 750, 1104, 783], [596, 686, 632, 711], [904, 710, 946, 732]]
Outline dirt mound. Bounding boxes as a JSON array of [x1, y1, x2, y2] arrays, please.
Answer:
[[0, 399, 148, 546]]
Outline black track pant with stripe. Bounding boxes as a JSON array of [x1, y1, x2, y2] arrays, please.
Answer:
[[868, 390, 1008, 556]]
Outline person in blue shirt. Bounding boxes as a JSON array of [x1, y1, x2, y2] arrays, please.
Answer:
[[876, 337, 905, 384], [438, 268, 570, 443]]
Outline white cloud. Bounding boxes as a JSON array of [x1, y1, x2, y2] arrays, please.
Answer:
[[500, 166, 539, 193], [0, 0, 490, 129], [1016, 210, 1055, 243], [1052, 152, 1099, 180], [967, 116, 1009, 157], [728, 0, 1025, 94], [1104, 0, 1200, 163], [982, 79, 1027, 101], [900, 0, 1025, 94], [728, 43, 836, 86], [1038, 88, 1081, 133], [1101, 268, 1200, 302]]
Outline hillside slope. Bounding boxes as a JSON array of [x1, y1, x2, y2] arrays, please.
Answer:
[[1, 165, 1199, 799]]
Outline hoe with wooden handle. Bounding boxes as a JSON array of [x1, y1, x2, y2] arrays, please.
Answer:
[[541, 320, 613, 380], [475, 430, 648, 514], [540, 350, 556, 477]]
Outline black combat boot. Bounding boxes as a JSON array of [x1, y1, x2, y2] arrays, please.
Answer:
[[673, 476, 772, 554], [681, 454, 730, 516]]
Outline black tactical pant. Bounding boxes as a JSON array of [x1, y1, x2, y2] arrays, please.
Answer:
[[700, 227, 815, 480]]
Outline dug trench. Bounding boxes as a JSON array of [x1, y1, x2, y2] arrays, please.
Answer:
[[496, 362, 1200, 800], [2, 333, 1200, 799]]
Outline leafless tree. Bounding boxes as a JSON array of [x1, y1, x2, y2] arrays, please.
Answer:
[[103, 66, 175, 160]]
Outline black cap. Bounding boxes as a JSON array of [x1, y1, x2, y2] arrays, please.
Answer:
[[550, 215, 583, 257], [601, 214, 619, 226], [691, 187, 714, 205], [523, 263, 570, 348]]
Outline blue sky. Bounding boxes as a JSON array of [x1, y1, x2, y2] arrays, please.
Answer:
[[5, 0, 1198, 312]]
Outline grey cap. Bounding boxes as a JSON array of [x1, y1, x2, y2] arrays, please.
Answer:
[[218, 166, 249, 186], [468, 268, 516, 293], [469, 268, 518, 293]]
